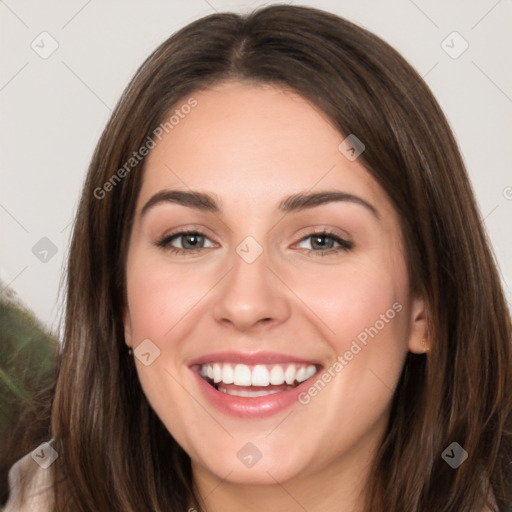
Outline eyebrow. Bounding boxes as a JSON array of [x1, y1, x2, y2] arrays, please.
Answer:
[[140, 189, 379, 219]]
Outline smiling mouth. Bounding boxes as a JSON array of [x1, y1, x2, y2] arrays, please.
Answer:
[[198, 362, 319, 397]]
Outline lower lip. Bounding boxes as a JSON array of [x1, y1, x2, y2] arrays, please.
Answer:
[[191, 368, 315, 418]]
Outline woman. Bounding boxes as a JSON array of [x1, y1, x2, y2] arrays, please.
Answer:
[[4, 4, 511, 511]]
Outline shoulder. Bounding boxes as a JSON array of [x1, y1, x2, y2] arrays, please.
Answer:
[[4, 450, 54, 512], [481, 487, 500, 512]]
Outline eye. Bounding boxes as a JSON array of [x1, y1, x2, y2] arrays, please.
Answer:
[[295, 231, 353, 256], [154, 229, 352, 257], [155, 230, 216, 254]]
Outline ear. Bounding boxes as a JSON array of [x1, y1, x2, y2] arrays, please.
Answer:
[[123, 307, 133, 348], [407, 294, 429, 354]]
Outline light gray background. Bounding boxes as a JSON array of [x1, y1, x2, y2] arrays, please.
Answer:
[[1, 0, 511, 335]]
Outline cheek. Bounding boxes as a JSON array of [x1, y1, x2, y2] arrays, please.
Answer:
[[285, 258, 410, 451], [124, 251, 214, 426], [295, 256, 409, 349], [288, 252, 411, 415], [125, 251, 216, 343]]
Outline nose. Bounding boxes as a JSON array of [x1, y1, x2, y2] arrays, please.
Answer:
[[212, 244, 291, 332]]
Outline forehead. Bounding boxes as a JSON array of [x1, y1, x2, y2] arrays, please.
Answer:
[[139, 81, 389, 216]]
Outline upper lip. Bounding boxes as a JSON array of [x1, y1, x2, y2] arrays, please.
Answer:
[[188, 351, 322, 367]]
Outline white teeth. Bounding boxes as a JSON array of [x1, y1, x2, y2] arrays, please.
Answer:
[[296, 366, 307, 383], [222, 363, 234, 384], [270, 365, 285, 385], [285, 365, 296, 385], [199, 362, 319, 388], [213, 363, 222, 383], [251, 365, 270, 386], [305, 364, 317, 380], [233, 364, 252, 386]]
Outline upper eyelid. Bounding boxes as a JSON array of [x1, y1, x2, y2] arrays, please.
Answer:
[[158, 225, 217, 241], [293, 225, 352, 242], [159, 228, 351, 248]]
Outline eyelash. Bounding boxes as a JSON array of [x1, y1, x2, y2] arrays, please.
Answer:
[[154, 229, 353, 257]]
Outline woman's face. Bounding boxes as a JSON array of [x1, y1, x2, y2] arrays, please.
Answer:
[[123, 81, 426, 488]]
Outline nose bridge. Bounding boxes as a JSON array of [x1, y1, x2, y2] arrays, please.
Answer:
[[212, 235, 290, 330]]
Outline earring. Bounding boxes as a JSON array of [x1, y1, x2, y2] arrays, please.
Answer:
[[128, 347, 133, 356], [422, 338, 429, 353]]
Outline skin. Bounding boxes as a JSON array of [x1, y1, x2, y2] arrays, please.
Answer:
[[123, 81, 427, 512]]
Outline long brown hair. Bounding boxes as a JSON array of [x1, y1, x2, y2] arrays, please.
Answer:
[[15, 4, 512, 511]]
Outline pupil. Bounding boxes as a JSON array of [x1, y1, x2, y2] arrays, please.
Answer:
[[183, 234, 203, 249], [312, 235, 332, 249]]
